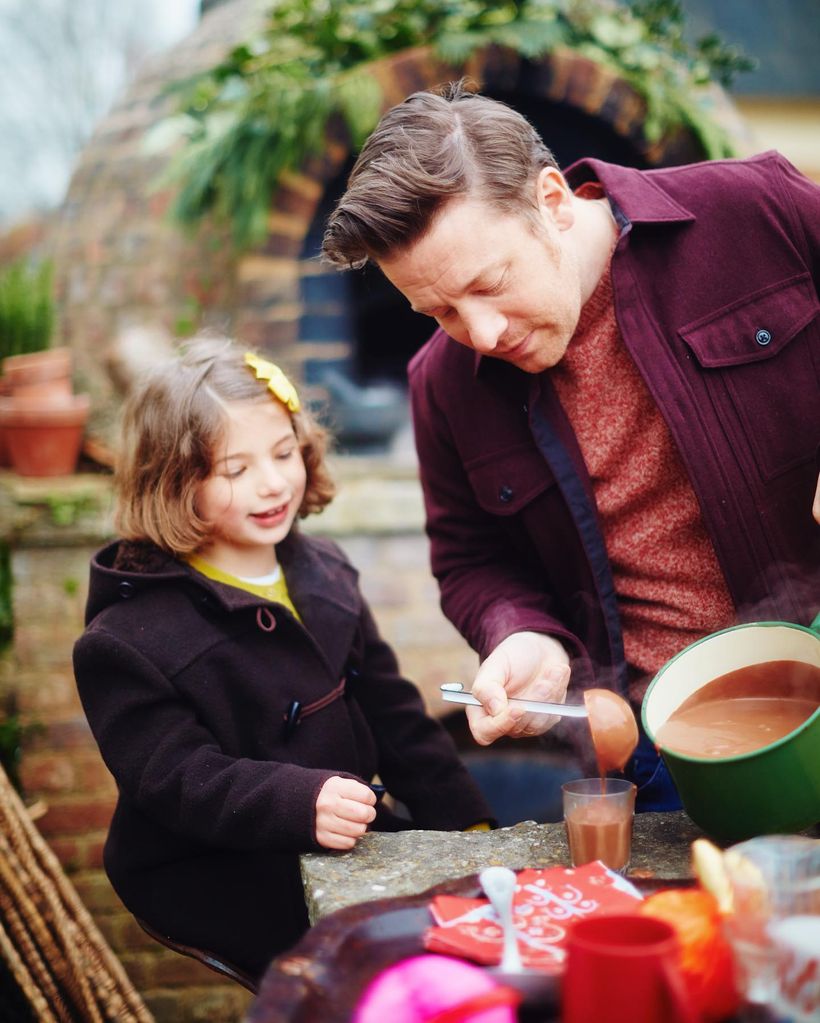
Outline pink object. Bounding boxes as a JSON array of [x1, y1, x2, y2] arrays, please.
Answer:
[[561, 914, 698, 1023], [353, 954, 519, 1023]]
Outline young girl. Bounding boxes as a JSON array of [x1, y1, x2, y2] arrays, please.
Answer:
[[73, 337, 491, 981]]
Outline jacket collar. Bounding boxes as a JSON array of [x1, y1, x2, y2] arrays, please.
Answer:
[[88, 533, 360, 625], [276, 532, 361, 673], [276, 530, 360, 627], [564, 157, 695, 225]]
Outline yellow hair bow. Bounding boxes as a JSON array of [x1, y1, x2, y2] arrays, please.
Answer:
[[244, 352, 301, 412]]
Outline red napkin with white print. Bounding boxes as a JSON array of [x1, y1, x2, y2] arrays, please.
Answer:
[[423, 861, 643, 973]]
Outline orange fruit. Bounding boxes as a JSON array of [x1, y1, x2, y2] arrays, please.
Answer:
[[638, 888, 740, 1022]]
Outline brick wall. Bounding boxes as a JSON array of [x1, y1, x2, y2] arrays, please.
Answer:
[[0, 458, 476, 1022]]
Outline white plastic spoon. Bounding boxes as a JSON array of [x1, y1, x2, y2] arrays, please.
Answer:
[[479, 865, 524, 973]]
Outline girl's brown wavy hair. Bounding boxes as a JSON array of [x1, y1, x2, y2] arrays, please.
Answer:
[[115, 335, 335, 556]]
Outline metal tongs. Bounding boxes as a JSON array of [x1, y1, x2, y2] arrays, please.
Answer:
[[440, 682, 588, 718]]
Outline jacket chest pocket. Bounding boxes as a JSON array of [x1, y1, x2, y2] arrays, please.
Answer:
[[679, 274, 820, 481], [466, 442, 555, 515]]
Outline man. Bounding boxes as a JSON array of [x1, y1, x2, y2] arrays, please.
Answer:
[[322, 82, 820, 810]]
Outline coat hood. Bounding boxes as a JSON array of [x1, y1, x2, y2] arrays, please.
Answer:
[[85, 540, 189, 624]]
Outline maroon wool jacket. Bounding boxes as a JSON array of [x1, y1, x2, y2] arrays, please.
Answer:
[[409, 152, 820, 696]]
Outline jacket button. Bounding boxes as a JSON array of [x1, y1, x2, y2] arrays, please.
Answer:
[[498, 485, 514, 504], [118, 581, 135, 598], [755, 328, 772, 346]]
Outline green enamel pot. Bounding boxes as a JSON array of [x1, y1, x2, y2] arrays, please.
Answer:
[[642, 616, 820, 843]]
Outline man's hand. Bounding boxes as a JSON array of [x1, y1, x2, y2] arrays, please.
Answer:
[[467, 631, 571, 746], [813, 472, 820, 525], [315, 776, 377, 850]]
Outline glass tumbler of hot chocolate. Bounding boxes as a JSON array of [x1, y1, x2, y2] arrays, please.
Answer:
[[562, 777, 637, 874]]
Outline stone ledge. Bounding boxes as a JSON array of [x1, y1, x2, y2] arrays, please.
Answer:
[[0, 456, 425, 547], [300, 812, 702, 923], [0, 471, 115, 546]]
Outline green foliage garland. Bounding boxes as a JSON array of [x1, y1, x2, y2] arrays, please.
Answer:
[[164, 0, 755, 248]]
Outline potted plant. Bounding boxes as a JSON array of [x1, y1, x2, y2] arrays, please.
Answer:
[[0, 259, 89, 476]]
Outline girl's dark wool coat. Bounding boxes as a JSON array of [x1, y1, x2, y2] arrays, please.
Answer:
[[74, 532, 490, 976]]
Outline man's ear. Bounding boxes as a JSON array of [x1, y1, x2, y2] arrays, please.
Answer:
[[535, 166, 575, 231]]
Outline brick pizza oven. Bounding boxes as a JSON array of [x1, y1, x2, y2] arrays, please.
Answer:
[[50, 0, 748, 454]]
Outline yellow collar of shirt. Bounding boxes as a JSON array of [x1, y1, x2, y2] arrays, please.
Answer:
[[187, 554, 301, 621]]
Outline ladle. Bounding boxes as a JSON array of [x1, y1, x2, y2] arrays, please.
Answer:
[[440, 682, 587, 718], [441, 683, 638, 774], [479, 866, 524, 973], [583, 688, 639, 774]]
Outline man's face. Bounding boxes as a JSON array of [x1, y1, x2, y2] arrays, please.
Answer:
[[379, 185, 586, 374]]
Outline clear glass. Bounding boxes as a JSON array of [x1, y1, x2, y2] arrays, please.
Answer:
[[721, 835, 820, 1009], [767, 914, 820, 1023], [562, 778, 636, 874]]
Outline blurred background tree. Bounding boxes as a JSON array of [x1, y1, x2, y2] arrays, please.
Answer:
[[0, 0, 198, 226]]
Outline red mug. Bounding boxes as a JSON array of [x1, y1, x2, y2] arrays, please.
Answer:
[[561, 913, 698, 1023]]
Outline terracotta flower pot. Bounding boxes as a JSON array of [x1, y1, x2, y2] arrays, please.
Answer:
[[0, 393, 90, 477], [1, 347, 73, 399], [0, 375, 10, 467]]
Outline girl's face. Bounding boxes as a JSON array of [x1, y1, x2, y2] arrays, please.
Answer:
[[195, 397, 307, 576]]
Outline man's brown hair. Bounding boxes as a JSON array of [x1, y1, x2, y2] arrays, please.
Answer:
[[322, 80, 559, 269], [115, 336, 335, 555]]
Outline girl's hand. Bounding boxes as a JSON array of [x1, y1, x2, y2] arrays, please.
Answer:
[[315, 776, 377, 850]]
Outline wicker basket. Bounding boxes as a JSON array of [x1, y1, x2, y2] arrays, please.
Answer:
[[0, 765, 153, 1022]]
